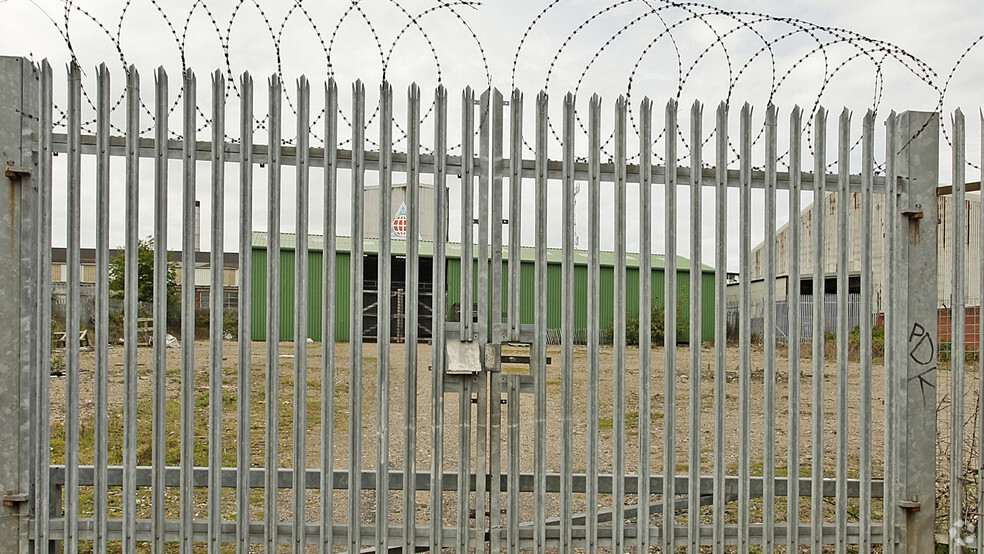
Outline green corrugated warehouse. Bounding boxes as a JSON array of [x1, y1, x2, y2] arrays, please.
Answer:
[[250, 231, 715, 342]]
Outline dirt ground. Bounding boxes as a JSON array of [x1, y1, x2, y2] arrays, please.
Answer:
[[46, 338, 977, 542]]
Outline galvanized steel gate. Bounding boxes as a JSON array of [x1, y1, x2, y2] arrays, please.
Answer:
[[2, 55, 980, 552]]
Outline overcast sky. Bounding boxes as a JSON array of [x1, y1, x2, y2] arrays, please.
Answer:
[[1, 0, 981, 270]]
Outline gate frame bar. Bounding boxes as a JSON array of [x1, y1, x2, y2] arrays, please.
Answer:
[[0, 55, 40, 554]]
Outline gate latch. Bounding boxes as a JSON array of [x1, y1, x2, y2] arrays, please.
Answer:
[[899, 499, 920, 511], [2, 490, 27, 507]]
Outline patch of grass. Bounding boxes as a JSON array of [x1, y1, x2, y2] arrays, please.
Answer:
[[598, 411, 661, 431]]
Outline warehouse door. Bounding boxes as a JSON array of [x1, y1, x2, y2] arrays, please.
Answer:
[[361, 254, 434, 342]]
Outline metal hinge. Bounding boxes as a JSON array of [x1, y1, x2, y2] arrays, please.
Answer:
[[5, 162, 31, 179], [899, 499, 920, 511], [901, 203, 924, 219], [2, 490, 28, 507]]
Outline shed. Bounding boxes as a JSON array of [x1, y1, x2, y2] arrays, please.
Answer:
[[250, 231, 715, 343]]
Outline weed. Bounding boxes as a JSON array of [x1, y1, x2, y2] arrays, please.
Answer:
[[51, 353, 66, 374], [603, 291, 691, 346]]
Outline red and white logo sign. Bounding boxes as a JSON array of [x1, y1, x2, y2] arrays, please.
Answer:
[[392, 202, 408, 238]]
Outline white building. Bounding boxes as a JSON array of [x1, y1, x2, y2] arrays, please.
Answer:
[[728, 189, 982, 337]]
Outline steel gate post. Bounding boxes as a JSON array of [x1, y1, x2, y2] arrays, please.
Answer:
[[0, 56, 40, 554], [894, 110, 939, 553]]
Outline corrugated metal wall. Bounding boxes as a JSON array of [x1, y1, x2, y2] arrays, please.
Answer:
[[939, 194, 982, 304], [254, 246, 714, 342], [446, 258, 715, 342], [251, 249, 352, 341], [750, 192, 984, 310]]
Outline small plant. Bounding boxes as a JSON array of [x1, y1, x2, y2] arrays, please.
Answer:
[[223, 311, 238, 338], [824, 326, 887, 361], [871, 325, 885, 356], [50, 353, 66, 374], [626, 315, 640, 346], [195, 308, 210, 340], [108, 311, 124, 343], [604, 291, 691, 346]]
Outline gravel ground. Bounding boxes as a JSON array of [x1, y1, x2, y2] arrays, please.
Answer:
[[47, 338, 977, 546]]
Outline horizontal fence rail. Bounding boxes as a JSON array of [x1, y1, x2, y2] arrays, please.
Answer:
[[1, 59, 967, 552], [47, 132, 889, 192]]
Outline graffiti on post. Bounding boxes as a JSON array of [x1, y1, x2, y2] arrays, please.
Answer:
[[907, 321, 937, 404], [908, 321, 935, 365]]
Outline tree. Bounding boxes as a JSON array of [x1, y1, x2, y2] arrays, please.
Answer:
[[109, 237, 179, 323]]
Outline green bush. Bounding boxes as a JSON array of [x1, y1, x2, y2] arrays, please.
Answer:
[[108, 311, 124, 343], [50, 353, 66, 374], [939, 341, 979, 365], [827, 325, 886, 360], [605, 293, 690, 347], [192, 308, 239, 340], [195, 308, 210, 340], [871, 325, 885, 356], [848, 325, 884, 357], [223, 311, 238, 338]]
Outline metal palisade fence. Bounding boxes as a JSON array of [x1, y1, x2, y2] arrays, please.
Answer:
[[1, 55, 980, 552]]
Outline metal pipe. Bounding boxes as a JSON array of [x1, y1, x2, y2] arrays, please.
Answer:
[[348, 80, 366, 554], [430, 85, 447, 554], [207, 69, 226, 554], [403, 82, 421, 552], [293, 75, 310, 552], [978, 111, 984, 554], [586, 94, 601, 554], [883, 111, 898, 554], [488, 88, 505, 554], [122, 65, 141, 554], [763, 103, 777, 553], [810, 107, 828, 554], [860, 109, 875, 554], [35, 59, 53, 553], [738, 102, 752, 552], [475, 89, 490, 549], [264, 74, 283, 554], [533, 90, 549, 553], [94, 63, 111, 554], [180, 68, 197, 554], [560, 92, 576, 553], [319, 77, 338, 554], [613, 95, 628, 552], [950, 108, 967, 554], [786, 106, 803, 552], [835, 108, 851, 551], [461, 88, 474, 341], [455, 90, 474, 554], [237, 71, 254, 554], [663, 97, 679, 552], [508, 90, 523, 343], [712, 101, 728, 554], [375, 81, 392, 553], [687, 99, 703, 553], [637, 96, 653, 553]]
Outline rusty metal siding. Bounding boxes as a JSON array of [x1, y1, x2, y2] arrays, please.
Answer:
[[939, 193, 983, 304]]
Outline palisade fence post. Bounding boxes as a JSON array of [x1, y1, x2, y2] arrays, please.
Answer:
[[895, 110, 939, 553], [0, 55, 40, 554]]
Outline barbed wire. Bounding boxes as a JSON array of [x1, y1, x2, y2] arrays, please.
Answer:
[[43, 0, 489, 152], [18, 0, 984, 171], [512, 1, 980, 172]]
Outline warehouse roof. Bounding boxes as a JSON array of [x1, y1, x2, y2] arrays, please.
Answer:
[[252, 231, 713, 272]]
